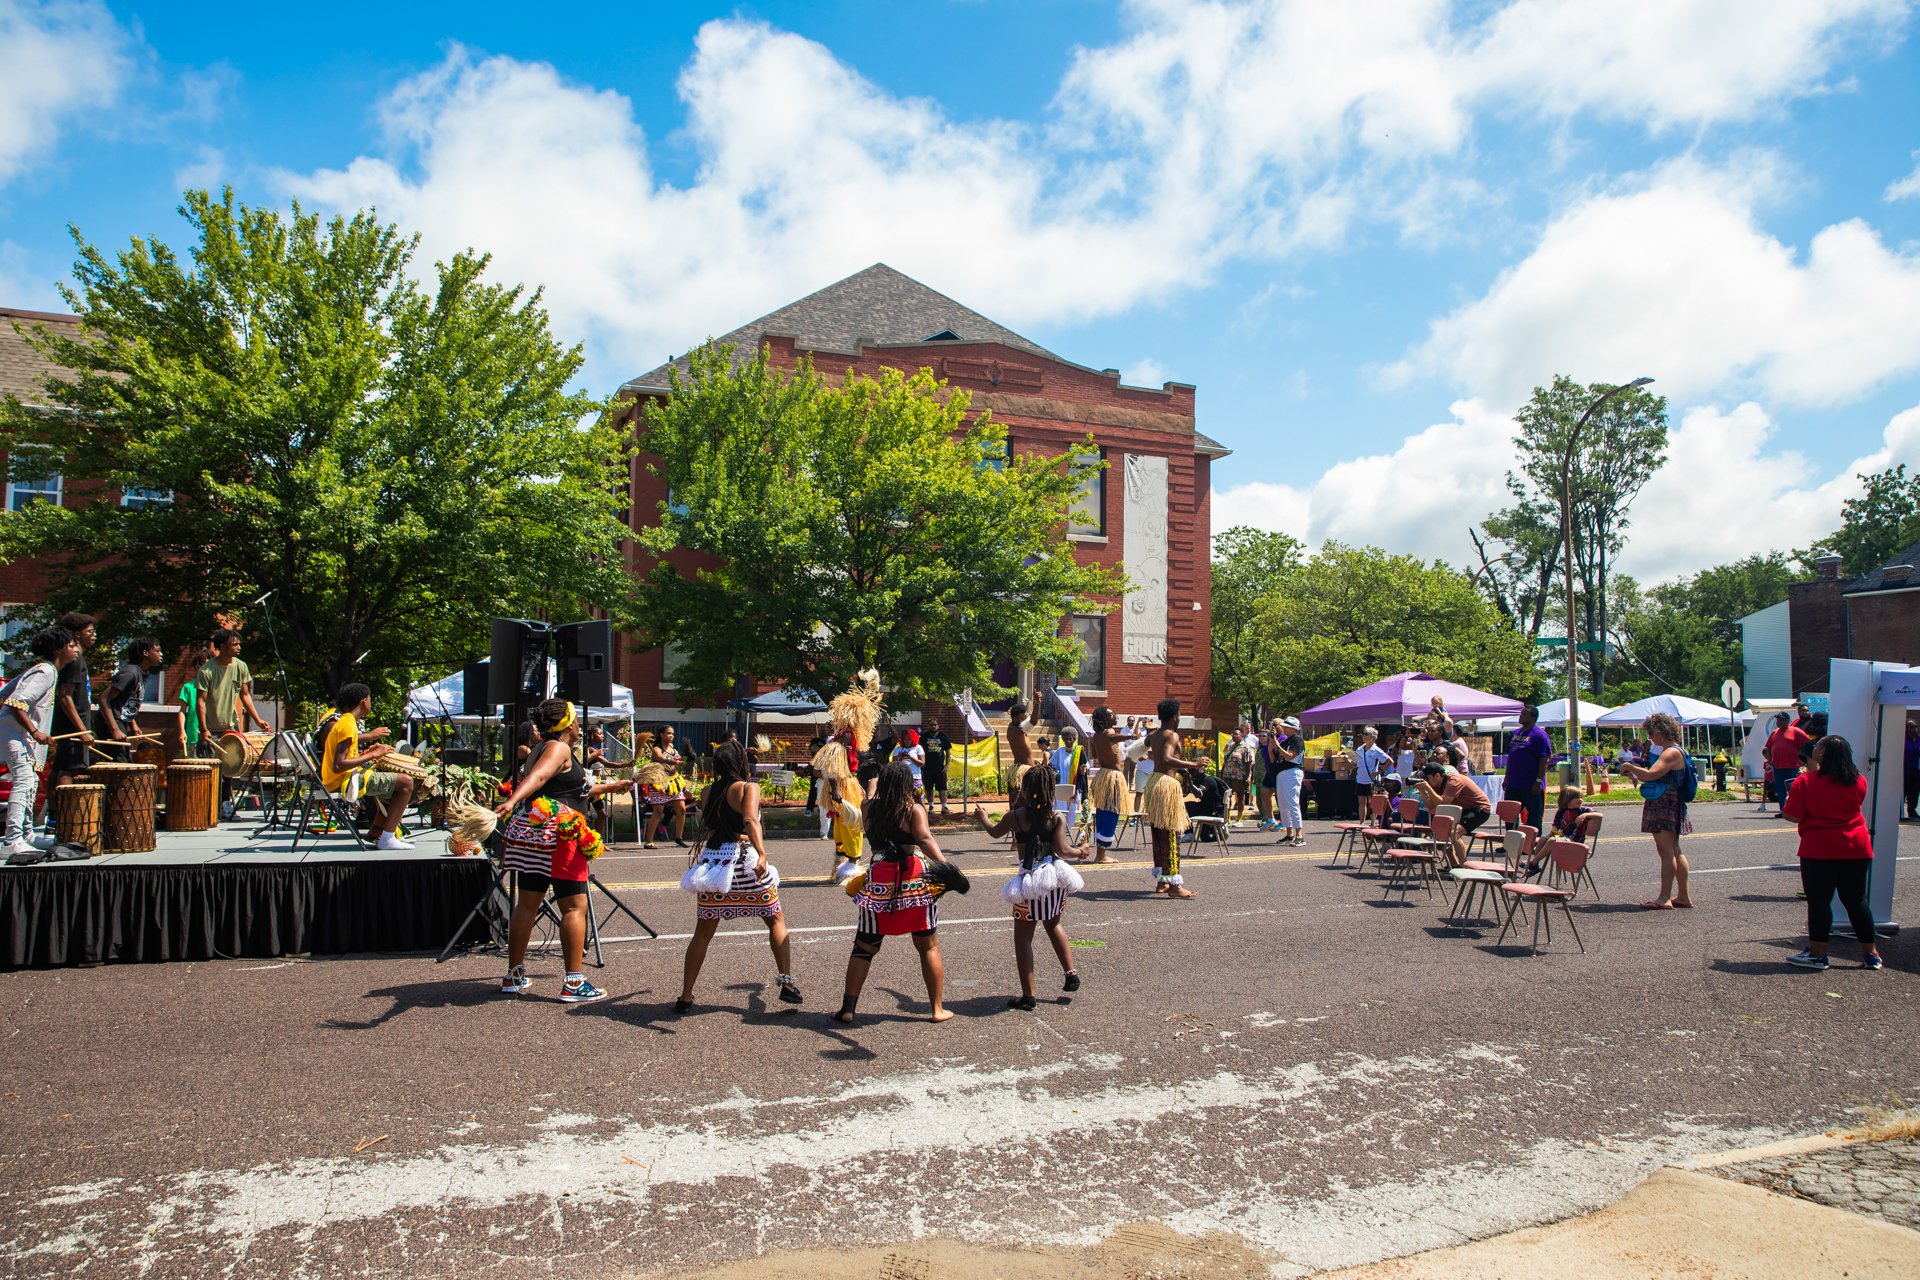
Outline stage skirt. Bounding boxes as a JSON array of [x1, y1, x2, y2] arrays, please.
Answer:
[[1088, 767, 1130, 815], [681, 840, 782, 920], [1143, 771, 1190, 834], [854, 855, 938, 935]]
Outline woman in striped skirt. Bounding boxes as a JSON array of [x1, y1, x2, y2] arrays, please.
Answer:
[[675, 739, 801, 1013], [975, 762, 1086, 1010], [836, 761, 956, 1025]]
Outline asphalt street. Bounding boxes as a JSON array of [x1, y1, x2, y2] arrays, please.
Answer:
[[2, 802, 1917, 1278]]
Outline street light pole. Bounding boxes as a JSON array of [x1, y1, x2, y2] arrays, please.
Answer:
[[1560, 376, 1654, 784]]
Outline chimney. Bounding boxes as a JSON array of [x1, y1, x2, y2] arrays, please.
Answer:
[[1816, 554, 1844, 580], [1884, 564, 1914, 584]]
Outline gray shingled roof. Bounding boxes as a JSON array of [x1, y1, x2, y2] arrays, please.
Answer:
[[624, 263, 1062, 390], [1844, 537, 1920, 593]]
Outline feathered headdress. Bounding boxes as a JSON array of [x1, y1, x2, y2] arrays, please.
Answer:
[[829, 668, 884, 752]]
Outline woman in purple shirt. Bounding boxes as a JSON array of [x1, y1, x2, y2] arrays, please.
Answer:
[[1505, 704, 1553, 830]]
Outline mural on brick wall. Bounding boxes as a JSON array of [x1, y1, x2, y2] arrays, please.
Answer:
[[1121, 452, 1168, 665]]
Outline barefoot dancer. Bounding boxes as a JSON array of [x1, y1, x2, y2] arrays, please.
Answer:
[[1085, 706, 1129, 861], [836, 761, 956, 1025], [977, 762, 1085, 1009], [1142, 698, 1205, 899], [676, 738, 801, 1012], [1006, 700, 1035, 794]]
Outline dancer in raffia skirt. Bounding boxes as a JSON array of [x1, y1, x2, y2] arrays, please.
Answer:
[[1085, 706, 1129, 861], [811, 671, 884, 885], [976, 762, 1087, 1008], [675, 738, 800, 1012], [1142, 697, 1206, 899], [836, 761, 958, 1025]]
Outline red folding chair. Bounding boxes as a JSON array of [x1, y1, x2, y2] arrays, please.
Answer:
[[1497, 839, 1589, 954], [1384, 811, 1452, 901], [1475, 798, 1524, 857], [1340, 792, 1392, 869]]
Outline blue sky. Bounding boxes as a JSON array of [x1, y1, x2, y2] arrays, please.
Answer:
[[4, 0, 1919, 584]]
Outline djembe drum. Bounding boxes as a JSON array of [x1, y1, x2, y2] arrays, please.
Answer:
[[166, 762, 216, 832], [214, 731, 275, 777], [90, 762, 158, 852], [52, 783, 104, 855]]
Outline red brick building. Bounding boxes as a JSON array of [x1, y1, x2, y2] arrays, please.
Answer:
[[612, 264, 1230, 739]]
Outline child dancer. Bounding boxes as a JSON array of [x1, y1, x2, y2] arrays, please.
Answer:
[[976, 763, 1087, 1008]]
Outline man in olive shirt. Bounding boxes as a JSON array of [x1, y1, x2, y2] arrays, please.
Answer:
[[196, 628, 269, 742]]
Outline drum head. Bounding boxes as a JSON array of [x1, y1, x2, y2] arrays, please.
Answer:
[[215, 734, 249, 775]]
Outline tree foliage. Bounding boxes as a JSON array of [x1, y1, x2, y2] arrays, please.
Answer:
[[633, 345, 1124, 706], [1801, 464, 1920, 578], [1209, 526, 1304, 719], [1210, 534, 1542, 717], [0, 189, 634, 706], [1603, 553, 1805, 701], [1469, 375, 1668, 695]]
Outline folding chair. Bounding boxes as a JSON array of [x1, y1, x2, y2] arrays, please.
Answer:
[[282, 734, 370, 855], [1474, 799, 1524, 857], [1341, 792, 1392, 870], [1449, 826, 1526, 925], [1120, 768, 1153, 850], [1384, 811, 1454, 901], [1497, 839, 1589, 954]]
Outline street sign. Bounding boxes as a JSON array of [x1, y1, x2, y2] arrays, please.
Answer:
[[1720, 678, 1741, 709], [1533, 638, 1608, 652]]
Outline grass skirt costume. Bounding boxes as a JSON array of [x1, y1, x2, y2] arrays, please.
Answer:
[[853, 854, 940, 935], [815, 670, 884, 884], [502, 797, 604, 882], [1088, 766, 1130, 848], [681, 841, 783, 920], [1143, 769, 1189, 887]]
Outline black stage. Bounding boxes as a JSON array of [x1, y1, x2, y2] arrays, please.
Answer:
[[0, 828, 491, 969]]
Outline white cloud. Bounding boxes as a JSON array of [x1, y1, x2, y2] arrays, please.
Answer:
[[1888, 151, 1920, 200], [1215, 396, 1920, 582], [1465, 0, 1911, 130], [1120, 357, 1170, 387], [273, 4, 1913, 385], [0, 239, 62, 310], [1389, 157, 1920, 411], [0, 0, 131, 186]]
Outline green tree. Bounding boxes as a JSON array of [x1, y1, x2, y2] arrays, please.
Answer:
[[1605, 553, 1804, 699], [1231, 541, 1541, 716], [1209, 525, 1304, 720], [1475, 375, 1668, 695], [633, 344, 1124, 706], [0, 189, 633, 705], [1802, 464, 1920, 578]]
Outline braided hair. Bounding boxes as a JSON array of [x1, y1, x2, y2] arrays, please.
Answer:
[[704, 739, 751, 833], [863, 761, 921, 859]]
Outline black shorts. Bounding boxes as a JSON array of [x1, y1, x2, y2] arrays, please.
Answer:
[[53, 738, 91, 773], [1458, 808, 1491, 834], [854, 929, 935, 946], [516, 871, 587, 900]]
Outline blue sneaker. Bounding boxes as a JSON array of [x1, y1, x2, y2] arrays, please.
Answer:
[[1861, 954, 1884, 971], [501, 965, 531, 994], [559, 978, 607, 1004], [1786, 950, 1829, 970]]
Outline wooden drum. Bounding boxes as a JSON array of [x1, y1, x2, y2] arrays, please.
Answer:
[[214, 731, 275, 777], [89, 762, 158, 853], [166, 763, 216, 832], [52, 784, 104, 855]]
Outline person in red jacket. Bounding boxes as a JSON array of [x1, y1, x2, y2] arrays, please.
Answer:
[[1781, 735, 1882, 971]]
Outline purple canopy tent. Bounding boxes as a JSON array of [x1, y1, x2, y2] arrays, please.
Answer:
[[1300, 672, 1523, 726]]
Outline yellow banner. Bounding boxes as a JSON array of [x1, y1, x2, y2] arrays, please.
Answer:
[[950, 733, 1000, 775], [1304, 731, 1342, 757]]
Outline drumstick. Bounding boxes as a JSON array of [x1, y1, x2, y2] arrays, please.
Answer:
[[49, 730, 160, 742]]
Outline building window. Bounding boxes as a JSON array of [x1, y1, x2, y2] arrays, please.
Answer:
[[0, 609, 29, 676], [977, 439, 1009, 472], [120, 486, 173, 509], [6, 474, 61, 510], [658, 641, 690, 689], [1066, 615, 1106, 691], [1069, 449, 1106, 539], [664, 487, 689, 519]]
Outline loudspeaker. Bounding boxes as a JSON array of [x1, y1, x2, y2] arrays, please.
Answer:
[[461, 661, 490, 716], [555, 619, 614, 709], [489, 618, 549, 707]]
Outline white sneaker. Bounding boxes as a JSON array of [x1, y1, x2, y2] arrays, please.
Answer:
[[30, 833, 57, 850], [4, 840, 38, 858], [376, 832, 415, 851]]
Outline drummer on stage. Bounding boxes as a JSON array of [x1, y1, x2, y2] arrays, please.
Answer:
[[319, 683, 418, 852], [195, 628, 270, 743]]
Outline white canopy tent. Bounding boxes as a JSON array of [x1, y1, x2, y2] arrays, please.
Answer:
[[404, 664, 635, 721], [1495, 698, 1614, 730], [1593, 693, 1732, 728]]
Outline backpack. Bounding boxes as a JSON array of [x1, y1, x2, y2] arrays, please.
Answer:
[[1675, 750, 1698, 804]]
